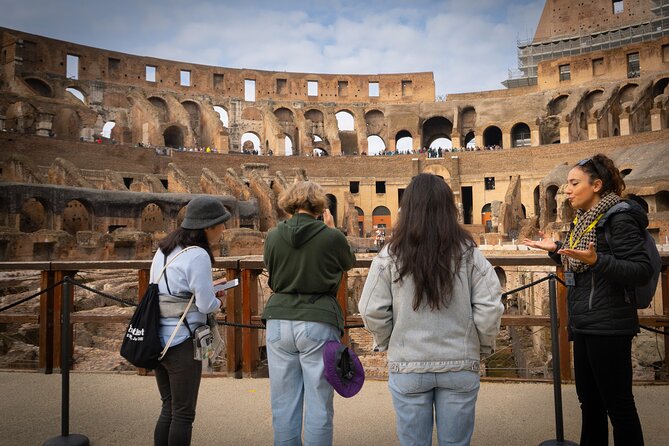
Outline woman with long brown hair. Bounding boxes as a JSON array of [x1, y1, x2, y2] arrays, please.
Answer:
[[525, 153, 652, 445], [359, 173, 503, 446]]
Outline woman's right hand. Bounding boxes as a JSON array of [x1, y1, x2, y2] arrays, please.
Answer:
[[523, 232, 558, 252]]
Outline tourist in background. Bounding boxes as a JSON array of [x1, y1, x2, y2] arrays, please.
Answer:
[[151, 196, 230, 446], [262, 181, 356, 446], [524, 153, 652, 445], [359, 173, 504, 446]]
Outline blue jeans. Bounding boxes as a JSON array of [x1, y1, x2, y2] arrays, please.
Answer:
[[266, 319, 340, 446], [389, 371, 480, 446]]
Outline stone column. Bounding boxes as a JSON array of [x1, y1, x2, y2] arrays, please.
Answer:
[[587, 120, 599, 140], [475, 133, 484, 148], [559, 126, 571, 144], [531, 128, 540, 146], [502, 132, 512, 150], [619, 113, 631, 136], [35, 113, 54, 137], [650, 107, 663, 132]]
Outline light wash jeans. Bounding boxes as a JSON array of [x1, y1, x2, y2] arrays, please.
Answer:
[[388, 370, 480, 446], [266, 319, 340, 446]]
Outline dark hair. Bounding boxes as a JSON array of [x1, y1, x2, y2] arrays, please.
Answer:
[[158, 227, 214, 264], [389, 173, 476, 311], [575, 153, 625, 196]]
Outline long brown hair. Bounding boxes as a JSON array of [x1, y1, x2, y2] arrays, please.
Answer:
[[575, 153, 625, 196], [389, 173, 475, 310], [158, 228, 214, 263]]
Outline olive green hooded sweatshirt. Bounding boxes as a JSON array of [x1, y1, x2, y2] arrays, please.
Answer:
[[262, 213, 356, 334]]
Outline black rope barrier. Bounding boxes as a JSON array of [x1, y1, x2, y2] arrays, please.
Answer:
[[0, 279, 65, 313], [502, 274, 554, 298], [65, 277, 137, 307], [640, 325, 669, 336]]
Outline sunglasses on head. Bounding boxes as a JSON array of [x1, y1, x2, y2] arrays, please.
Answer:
[[577, 157, 604, 179]]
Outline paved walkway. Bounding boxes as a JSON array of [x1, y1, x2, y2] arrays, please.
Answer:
[[1, 372, 668, 445]]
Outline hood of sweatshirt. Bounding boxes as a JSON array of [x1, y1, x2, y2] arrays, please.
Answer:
[[611, 199, 649, 229], [278, 213, 327, 248]]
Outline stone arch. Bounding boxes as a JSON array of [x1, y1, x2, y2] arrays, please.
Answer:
[[355, 206, 364, 237], [548, 94, 569, 115], [141, 203, 165, 232], [241, 131, 261, 153], [326, 194, 338, 226], [395, 130, 412, 152], [20, 197, 48, 233], [284, 134, 294, 156], [372, 206, 391, 230], [422, 116, 453, 148], [364, 109, 385, 136], [5, 101, 38, 134], [241, 106, 263, 121], [655, 191, 669, 212], [546, 185, 559, 223], [511, 122, 531, 147], [336, 110, 357, 155], [483, 125, 502, 147], [213, 106, 229, 127], [335, 110, 355, 131], [163, 125, 185, 148], [65, 87, 86, 104], [618, 83, 638, 105], [23, 77, 52, 97], [148, 96, 168, 121], [534, 185, 541, 219], [652, 77, 669, 98], [102, 121, 116, 139], [305, 108, 324, 123], [62, 199, 92, 234], [52, 108, 81, 140], [464, 131, 476, 148], [581, 90, 604, 140], [482, 203, 493, 231], [274, 107, 294, 123], [366, 135, 386, 155]]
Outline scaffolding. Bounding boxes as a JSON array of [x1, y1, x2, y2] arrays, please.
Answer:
[[503, 0, 669, 88]]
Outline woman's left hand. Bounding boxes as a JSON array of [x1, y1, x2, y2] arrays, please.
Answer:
[[558, 242, 598, 265], [213, 277, 227, 298]]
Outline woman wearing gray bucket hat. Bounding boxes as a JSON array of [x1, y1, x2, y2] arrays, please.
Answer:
[[151, 195, 230, 446]]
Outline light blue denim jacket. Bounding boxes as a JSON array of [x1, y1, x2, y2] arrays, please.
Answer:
[[359, 245, 503, 373]]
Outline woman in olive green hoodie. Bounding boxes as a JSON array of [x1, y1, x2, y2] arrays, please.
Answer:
[[263, 181, 355, 446]]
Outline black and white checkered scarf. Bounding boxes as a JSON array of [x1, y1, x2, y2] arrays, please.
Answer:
[[563, 192, 621, 273]]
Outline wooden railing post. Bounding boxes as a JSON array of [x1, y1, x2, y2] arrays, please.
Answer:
[[337, 272, 349, 345], [39, 270, 55, 374], [555, 267, 572, 381], [136, 268, 151, 376], [241, 268, 260, 377], [225, 266, 242, 377], [52, 270, 77, 371]]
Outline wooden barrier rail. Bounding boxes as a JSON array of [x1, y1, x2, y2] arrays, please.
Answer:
[[1, 255, 668, 381]]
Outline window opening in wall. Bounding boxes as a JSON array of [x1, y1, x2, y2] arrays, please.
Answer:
[[102, 121, 116, 138], [613, 0, 624, 14], [123, 177, 134, 188], [66, 54, 79, 80], [398, 188, 405, 205], [245, 79, 256, 101], [663, 44, 669, 63], [338, 81, 348, 96], [592, 58, 604, 76], [276, 78, 287, 95], [108, 57, 120, 74], [559, 64, 570, 81], [485, 177, 496, 190], [307, 80, 318, 96], [369, 81, 379, 97], [213, 73, 224, 89], [66, 87, 85, 104], [376, 181, 386, 194], [401, 80, 412, 96], [627, 53, 640, 78], [160, 179, 168, 189], [180, 70, 191, 86], [350, 181, 360, 194], [146, 65, 156, 82], [620, 168, 632, 178]]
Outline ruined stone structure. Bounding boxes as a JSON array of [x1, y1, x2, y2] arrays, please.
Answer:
[[0, 0, 668, 257]]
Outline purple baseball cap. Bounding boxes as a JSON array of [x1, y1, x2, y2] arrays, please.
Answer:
[[322, 340, 365, 398]]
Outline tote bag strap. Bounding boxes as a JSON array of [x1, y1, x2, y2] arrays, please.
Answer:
[[150, 246, 199, 284]]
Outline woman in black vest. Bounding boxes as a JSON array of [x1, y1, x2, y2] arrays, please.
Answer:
[[525, 153, 652, 446]]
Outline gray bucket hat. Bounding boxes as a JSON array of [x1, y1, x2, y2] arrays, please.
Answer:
[[181, 196, 231, 230]]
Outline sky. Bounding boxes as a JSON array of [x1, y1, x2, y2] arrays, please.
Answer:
[[0, 0, 545, 95]]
